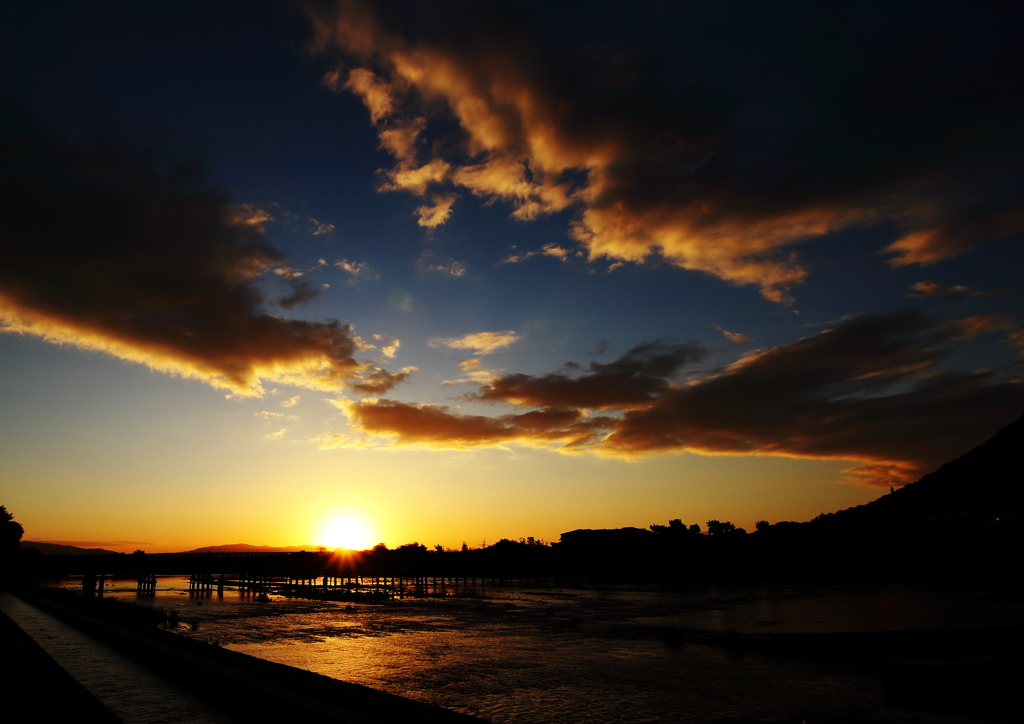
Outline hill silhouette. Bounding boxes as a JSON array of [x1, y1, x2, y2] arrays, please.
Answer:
[[737, 413, 1024, 578], [21, 541, 119, 556], [876, 412, 1021, 518], [179, 543, 322, 554], [805, 413, 1022, 532]]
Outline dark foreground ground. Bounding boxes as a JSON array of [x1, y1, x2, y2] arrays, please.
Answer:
[[0, 603, 124, 722]]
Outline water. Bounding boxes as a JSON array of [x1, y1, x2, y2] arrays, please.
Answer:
[[12, 579, 1022, 723]]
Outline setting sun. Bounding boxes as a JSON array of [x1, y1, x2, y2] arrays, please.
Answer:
[[319, 514, 375, 551]]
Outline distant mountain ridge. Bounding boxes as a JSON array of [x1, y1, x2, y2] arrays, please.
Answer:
[[179, 543, 323, 554], [22, 541, 119, 555], [20, 541, 325, 555]]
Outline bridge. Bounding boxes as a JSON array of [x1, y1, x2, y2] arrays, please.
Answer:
[[6, 550, 646, 598]]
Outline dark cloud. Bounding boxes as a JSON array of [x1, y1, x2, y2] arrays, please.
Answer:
[[0, 104, 401, 396], [337, 312, 1024, 486], [278, 279, 323, 309], [348, 366, 417, 394], [603, 313, 1023, 485], [475, 340, 705, 409], [333, 397, 608, 448], [909, 281, 1023, 301], [310, 0, 1024, 301]]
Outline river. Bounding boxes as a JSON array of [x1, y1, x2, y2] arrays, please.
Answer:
[[6, 579, 1021, 723]]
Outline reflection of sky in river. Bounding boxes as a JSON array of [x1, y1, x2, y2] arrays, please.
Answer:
[[50, 578, 1022, 723]]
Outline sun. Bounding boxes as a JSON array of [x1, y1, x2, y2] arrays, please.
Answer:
[[319, 514, 375, 551]]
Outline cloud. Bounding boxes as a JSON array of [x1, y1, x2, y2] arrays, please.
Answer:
[[884, 207, 1024, 267], [372, 334, 400, 358], [414, 193, 457, 228], [909, 281, 1023, 301], [0, 106, 404, 397], [501, 243, 573, 264], [475, 340, 706, 409], [347, 365, 418, 394], [335, 312, 1024, 487], [1005, 328, 1024, 362], [333, 397, 607, 450], [232, 202, 275, 228], [415, 251, 466, 276], [336, 259, 379, 283], [312, 431, 367, 450], [310, 219, 336, 236], [441, 357, 502, 386], [599, 314, 1023, 485], [711, 325, 752, 344], [310, 1, 1024, 301], [281, 395, 301, 408], [228, 200, 336, 238], [334, 66, 395, 123], [255, 410, 299, 422], [430, 330, 520, 355], [938, 314, 1024, 361]]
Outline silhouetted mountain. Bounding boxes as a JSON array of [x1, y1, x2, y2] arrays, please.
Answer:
[[179, 543, 322, 554], [804, 413, 1023, 532], [878, 413, 1021, 518], [22, 541, 119, 555]]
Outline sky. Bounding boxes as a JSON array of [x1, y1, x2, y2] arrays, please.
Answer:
[[1, 0, 1022, 552]]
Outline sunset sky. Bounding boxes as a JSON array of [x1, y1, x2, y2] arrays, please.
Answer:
[[2, 1, 1022, 552]]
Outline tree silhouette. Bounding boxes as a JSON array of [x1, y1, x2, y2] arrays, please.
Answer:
[[1, 505, 24, 554], [755, 520, 770, 532], [706, 520, 737, 535]]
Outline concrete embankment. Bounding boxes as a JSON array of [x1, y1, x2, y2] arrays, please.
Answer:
[[8, 587, 488, 724], [0, 599, 124, 722]]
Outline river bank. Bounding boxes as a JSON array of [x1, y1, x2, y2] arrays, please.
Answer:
[[2, 586, 487, 723], [0, 601, 123, 722], [7, 579, 1020, 723]]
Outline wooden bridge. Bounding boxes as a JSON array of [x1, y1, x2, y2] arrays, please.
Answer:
[[8, 550, 639, 597]]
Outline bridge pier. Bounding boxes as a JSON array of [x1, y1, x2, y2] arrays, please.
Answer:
[[137, 572, 156, 594]]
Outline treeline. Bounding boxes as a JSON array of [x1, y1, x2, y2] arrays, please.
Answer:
[[349, 504, 1018, 581], [365, 517, 802, 561]]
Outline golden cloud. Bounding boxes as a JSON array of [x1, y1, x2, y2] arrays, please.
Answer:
[[711, 325, 752, 344], [414, 193, 457, 228], [501, 243, 573, 264], [333, 312, 1024, 487], [908, 281, 1022, 300], [440, 357, 501, 387], [336, 259, 379, 283], [309, 2, 1024, 301], [333, 397, 605, 450], [430, 330, 521, 355]]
